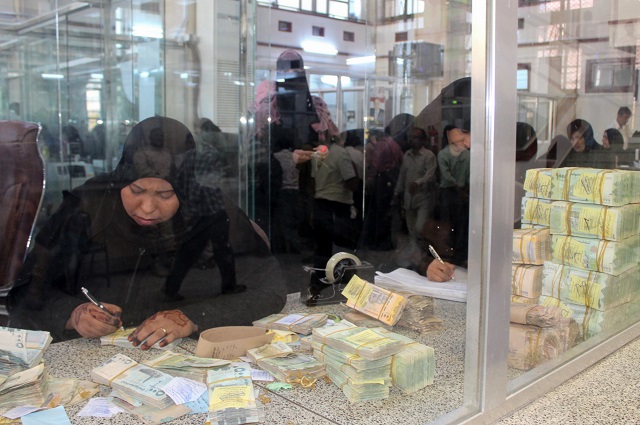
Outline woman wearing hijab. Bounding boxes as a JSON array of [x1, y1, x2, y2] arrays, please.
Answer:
[[559, 119, 603, 168], [8, 116, 287, 346]]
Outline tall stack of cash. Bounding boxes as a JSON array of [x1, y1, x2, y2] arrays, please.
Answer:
[[523, 167, 640, 342], [252, 313, 328, 335], [0, 327, 52, 376], [100, 327, 182, 350], [0, 364, 49, 410], [508, 318, 579, 371], [142, 351, 230, 383], [91, 354, 175, 408], [206, 362, 264, 424]]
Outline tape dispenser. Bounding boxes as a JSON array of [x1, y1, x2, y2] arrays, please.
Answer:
[[300, 252, 374, 306]]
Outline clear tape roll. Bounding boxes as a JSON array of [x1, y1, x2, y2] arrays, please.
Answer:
[[324, 252, 361, 284]]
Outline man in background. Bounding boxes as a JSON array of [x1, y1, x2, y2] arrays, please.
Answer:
[[607, 106, 633, 149]]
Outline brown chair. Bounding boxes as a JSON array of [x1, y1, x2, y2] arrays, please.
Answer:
[[0, 121, 45, 308]]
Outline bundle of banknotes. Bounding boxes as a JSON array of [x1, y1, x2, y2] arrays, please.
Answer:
[[311, 322, 405, 360], [551, 234, 639, 276], [511, 264, 543, 299], [142, 351, 230, 383], [510, 303, 563, 328], [524, 167, 640, 206], [521, 196, 553, 227], [257, 353, 325, 385], [100, 327, 182, 350], [246, 341, 293, 363], [542, 262, 639, 311], [0, 326, 52, 376], [0, 364, 49, 410], [252, 313, 328, 335], [91, 354, 175, 409], [511, 294, 539, 304], [341, 275, 408, 326], [508, 318, 579, 370], [325, 363, 391, 403], [110, 396, 191, 425], [512, 228, 551, 265], [206, 362, 264, 424], [311, 341, 393, 371], [549, 201, 640, 242]]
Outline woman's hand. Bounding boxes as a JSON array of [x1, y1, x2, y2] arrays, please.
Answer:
[[128, 310, 198, 350], [65, 302, 123, 338], [426, 260, 456, 282]]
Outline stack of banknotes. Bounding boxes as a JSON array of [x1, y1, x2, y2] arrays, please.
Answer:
[[508, 318, 579, 370], [100, 327, 182, 350], [246, 341, 293, 363], [207, 362, 264, 424], [551, 234, 639, 276], [0, 326, 52, 376], [511, 264, 543, 299], [0, 364, 49, 410], [252, 313, 328, 335], [512, 228, 551, 265], [341, 275, 408, 326], [549, 201, 640, 241], [521, 196, 553, 227], [257, 353, 325, 385], [311, 322, 405, 360], [524, 167, 640, 206], [510, 303, 563, 328], [91, 354, 174, 409], [142, 351, 230, 383]]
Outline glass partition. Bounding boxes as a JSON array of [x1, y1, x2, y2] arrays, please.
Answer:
[[2, 0, 639, 424]]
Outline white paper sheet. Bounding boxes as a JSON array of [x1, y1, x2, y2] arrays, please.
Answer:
[[374, 267, 468, 302]]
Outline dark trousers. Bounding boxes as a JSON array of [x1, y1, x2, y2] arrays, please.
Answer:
[[312, 198, 354, 274]]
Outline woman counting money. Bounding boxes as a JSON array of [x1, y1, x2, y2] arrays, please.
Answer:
[[8, 116, 287, 346]]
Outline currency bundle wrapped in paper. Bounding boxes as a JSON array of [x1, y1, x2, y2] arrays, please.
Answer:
[[512, 228, 551, 265], [325, 364, 391, 403], [91, 354, 174, 409], [206, 362, 264, 424], [252, 313, 328, 335], [100, 327, 182, 350], [540, 295, 634, 339], [551, 234, 639, 276], [311, 341, 392, 371], [314, 349, 391, 384], [341, 275, 408, 326], [510, 303, 562, 327], [508, 318, 579, 370], [511, 294, 539, 304], [0, 326, 52, 376], [0, 364, 49, 411], [257, 353, 325, 386], [311, 324, 405, 360], [511, 264, 543, 298], [521, 196, 553, 227], [246, 342, 293, 363], [549, 201, 640, 241], [542, 262, 639, 311], [524, 167, 640, 206], [142, 351, 230, 383]]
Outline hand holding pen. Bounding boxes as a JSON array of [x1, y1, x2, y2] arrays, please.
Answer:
[[427, 245, 456, 282], [63, 287, 124, 338]]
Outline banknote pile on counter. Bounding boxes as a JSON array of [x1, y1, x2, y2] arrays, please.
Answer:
[[142, 351, 230, 383], [310, 321, 435, 402], [341, 275, 408, 326], [206, 362, 265, 424], [514, 167, 640, 356], [100, 327, 182, 350], [246, 341, 293, 363], [252, 313, 328, 335], [0, 326, 52, 376], [257, 353, 325, 385], [0, 363, 49, 410]]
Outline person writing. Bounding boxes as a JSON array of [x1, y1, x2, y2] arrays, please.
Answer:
[[8, 116, 287, 347]]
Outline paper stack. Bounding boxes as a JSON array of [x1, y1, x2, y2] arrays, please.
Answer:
[[206, 362, 264, 424], [247, 342, 293, 363], [0, 363, 49, 410], [142, 351, 230, 383], [100, 327, 182, 350], [91, 354, 174, 409], [0, 326, 52, 376], [341, 275, 408, 326], [252, 313, 328, 335]]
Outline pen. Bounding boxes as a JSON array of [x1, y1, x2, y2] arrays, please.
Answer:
[[81, 287, 124, 331], [428, 245, 445, 265]]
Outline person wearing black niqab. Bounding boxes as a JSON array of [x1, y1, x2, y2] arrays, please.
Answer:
[[8, 116, 287, 345]]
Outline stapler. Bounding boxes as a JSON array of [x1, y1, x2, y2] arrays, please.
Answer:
[[300, 252, 375, 306]]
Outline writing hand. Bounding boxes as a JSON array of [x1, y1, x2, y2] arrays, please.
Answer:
[[128, 310, 198, 350], [65, 302, 123, 338], [426, 260, 456, 282]]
